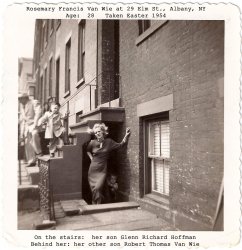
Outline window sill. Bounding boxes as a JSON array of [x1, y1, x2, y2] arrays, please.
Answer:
[[135, 20, 168, 46], [63, 90, 70, 98], [148, 155, 170, 161], [75, 78, 85, 88], [145, 193, 169, 206]]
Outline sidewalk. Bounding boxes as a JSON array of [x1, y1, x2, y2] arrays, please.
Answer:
[[18, 207, 177, 231]]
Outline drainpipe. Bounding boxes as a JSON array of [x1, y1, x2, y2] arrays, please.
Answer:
[[95, 19, 99, 109]]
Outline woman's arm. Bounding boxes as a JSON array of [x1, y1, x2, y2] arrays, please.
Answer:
[[109, 127, 131, 151], [87, 140, 93, 160], [87, 152, 93, 161], [121, 127, 131, 143]]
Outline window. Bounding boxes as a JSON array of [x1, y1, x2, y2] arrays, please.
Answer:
[[40, 75, 43, 103], [145, 113, 170, 197], [76, 110, 83, 123], [65, 38, 71, 94], [44, 67, 47, 102], [41, 23, 45, 53], [77, 21, 85, 83], [138, 20, 151, 35], [55, 58, 60, 103], [49, 57, 53, 97], [29, 86, 35, 99], [136, 20, 168, 46], [50, 19, 54, 32]]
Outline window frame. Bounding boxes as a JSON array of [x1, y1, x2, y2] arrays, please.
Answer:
[[29, 86, 36, 99], [136, 20, 168, 46], [55, 57, 60, 103], [65, 38, 71, 97], [143, 112, 170, 198], [44, 67, 48, 102], [77, 20, 86, 87], [48, 57, 53, 97]]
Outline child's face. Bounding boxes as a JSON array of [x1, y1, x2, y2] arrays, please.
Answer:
[[110, 175, 117, 184], [51, 104, 59, 114]]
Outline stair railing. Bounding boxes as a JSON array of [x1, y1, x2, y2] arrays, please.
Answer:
[[38, 157, 55, 222]]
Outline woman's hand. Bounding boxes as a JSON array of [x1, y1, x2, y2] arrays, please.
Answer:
[[125, 127, 131, 137], [87, 152, 93, 161]]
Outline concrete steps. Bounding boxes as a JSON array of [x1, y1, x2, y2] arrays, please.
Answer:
[[26, 166, 39, 185], [54, 201, 66, 219], [18, 185, 39, 211]]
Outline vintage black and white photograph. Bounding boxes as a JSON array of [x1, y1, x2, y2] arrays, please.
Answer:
[[1, 1, 241, 249], [17, 18, 224, 232]]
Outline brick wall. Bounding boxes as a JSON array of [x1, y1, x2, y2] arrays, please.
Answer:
[[119, 20, 224, 226]]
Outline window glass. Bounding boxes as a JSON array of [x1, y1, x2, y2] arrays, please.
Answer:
[[148, 119, 170, 196]]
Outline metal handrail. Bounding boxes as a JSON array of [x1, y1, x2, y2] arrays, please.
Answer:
[[60, 71, 121, 121]]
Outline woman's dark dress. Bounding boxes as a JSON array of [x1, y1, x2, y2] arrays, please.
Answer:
[[87, 138, 124, 203]]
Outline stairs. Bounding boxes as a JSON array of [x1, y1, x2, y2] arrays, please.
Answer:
[[18, 160, 39, 211]]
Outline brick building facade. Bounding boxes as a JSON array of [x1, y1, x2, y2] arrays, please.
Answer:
[[33, 19, 224, 230]]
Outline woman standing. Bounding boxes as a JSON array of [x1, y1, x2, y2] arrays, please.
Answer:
[[87, 123, 131, 204]]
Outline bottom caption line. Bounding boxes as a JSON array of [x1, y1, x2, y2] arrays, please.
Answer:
[[30, 234, 200, 247]]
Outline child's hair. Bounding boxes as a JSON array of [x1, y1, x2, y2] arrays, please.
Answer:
[[50, 102, 61, 111], [52, 102, 61, 108]]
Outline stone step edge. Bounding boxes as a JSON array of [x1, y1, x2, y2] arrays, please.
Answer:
[[33, 220, 56, 230], [80, 201, 140, 215], [60, 199, 88, 216]]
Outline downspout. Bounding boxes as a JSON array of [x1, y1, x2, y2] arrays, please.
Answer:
[[95, 19, 99, 109]]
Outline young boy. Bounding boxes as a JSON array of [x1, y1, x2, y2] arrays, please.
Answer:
[[106, 174, 118, 202], [38, 102, 67, 157]]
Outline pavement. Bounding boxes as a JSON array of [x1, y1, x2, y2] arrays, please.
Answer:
[[18, 207, 177, 231]]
